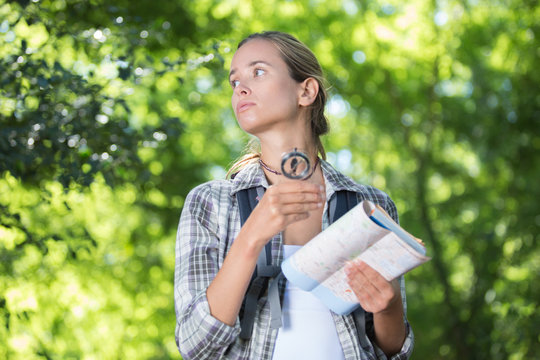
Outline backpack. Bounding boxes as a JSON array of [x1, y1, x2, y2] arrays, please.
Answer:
[[236, 186, 373, 344]]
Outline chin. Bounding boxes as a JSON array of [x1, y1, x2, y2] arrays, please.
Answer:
[[238, 122, 263, 136], [237, 116, 275, 135]]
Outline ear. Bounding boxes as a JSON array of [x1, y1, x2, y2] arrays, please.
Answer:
[[298, 77, 319, 107]]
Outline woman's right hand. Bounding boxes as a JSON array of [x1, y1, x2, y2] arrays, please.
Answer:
[[207, 181, 324, 326], [240, 182, 325, 248]]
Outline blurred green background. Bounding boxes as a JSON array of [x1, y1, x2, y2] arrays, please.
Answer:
[[1, 0, 538, 358]]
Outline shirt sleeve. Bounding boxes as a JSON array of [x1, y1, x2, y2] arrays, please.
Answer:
[[174, 184, 241, 359]]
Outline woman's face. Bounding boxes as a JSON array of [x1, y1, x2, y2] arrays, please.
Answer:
[[229, 39, 304, 135]]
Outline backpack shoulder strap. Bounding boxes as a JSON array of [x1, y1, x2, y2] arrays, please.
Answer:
[[236, 186, 282, 340], [237, 187, 260, 225], [329, 190, 360, 222], [329, 190, 374, 349]]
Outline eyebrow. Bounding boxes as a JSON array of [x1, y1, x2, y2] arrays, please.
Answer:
[[229, 60, 272, 79]]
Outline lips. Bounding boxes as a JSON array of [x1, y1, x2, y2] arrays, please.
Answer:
[[236, 101, 255, 114]]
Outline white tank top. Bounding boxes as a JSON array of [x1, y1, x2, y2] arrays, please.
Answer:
[[272, 245, 345, 360]]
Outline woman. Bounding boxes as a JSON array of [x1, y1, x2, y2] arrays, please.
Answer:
[[175, 31, 414, 359]]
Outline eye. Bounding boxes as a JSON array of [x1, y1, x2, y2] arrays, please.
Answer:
[[254, 68, 265, 77], [230, 79, 240, 88]]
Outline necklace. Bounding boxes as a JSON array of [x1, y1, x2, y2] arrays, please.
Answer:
[[259, 156, 320, 180]]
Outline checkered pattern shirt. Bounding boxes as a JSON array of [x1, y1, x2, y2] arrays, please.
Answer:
[[175, 160, 414, 359]]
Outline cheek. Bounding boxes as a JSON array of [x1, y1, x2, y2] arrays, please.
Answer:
[[266, 82, 299, 107]]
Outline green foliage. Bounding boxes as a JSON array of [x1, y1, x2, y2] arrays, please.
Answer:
[[1, 0, 539, 359]]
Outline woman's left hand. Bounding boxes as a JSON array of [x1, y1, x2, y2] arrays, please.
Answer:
[[344, 261, 401, 314]]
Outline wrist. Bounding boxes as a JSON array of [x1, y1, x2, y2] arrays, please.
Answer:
[[235, 228, 267, 260], [375, 294, 403, 317]]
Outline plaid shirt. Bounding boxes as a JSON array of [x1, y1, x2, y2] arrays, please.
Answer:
[[175, 160, 414, 359]]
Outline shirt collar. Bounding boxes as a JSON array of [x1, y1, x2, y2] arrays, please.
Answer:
[[230, 161, 270, 196]]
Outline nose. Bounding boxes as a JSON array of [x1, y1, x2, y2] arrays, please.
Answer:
[[234, 81, 251, 96]]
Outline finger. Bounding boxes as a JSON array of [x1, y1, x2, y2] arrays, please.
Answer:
[[344, 266, 376, 308], [264, 193, 322, 211], [279, 192, 324, 205], [347, 262, 401, 312], [354, 261, 395, 294], [279, 202, 322, 215], [355, 288, 376, 310], [272, 182, 325, 195], [346, 262, 383, 296]]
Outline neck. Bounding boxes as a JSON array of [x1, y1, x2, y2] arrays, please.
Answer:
[[250, 112, 323, 184], [257, 133, 322, 185], [260, 135, 317, 169]]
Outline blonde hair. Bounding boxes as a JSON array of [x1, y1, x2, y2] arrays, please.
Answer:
[[227, 31, 329, 178]]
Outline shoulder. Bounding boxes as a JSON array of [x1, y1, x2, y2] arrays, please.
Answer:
[[358, 185, 399, 223], [355, 183, 394, 207], [187, 179, 233, 199], [183, 161, 264, 213], [183, 179, 234, 219]]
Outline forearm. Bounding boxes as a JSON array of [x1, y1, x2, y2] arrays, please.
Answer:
[[206, 231, 264, 326], [372, 300, 407, 357], [204, 181, 323, 326]]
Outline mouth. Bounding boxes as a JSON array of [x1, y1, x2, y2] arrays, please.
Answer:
[[236, 101, 255, 114]]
